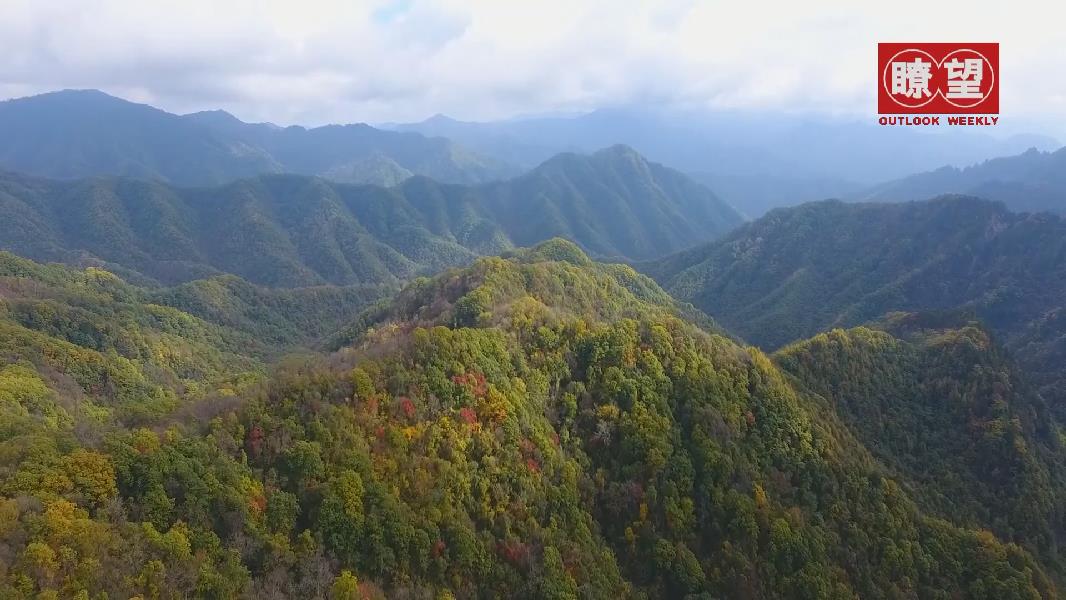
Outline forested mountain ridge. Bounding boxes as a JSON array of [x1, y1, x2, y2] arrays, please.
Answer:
[[0, 241, 1060, 597], [776, 316, 1066, 571], [0, 251, 261, 425], [645, 196, 1066, 417], [0, 89, 1059, 595], [857, 146, 1066, 214], [193, 239, 1062, 597], [0, 249, 386, 420], [0, 250, 399, 597], [0, 146, 742, 286], [0, 90, 516, 186], [0, 250, 388, 368], [476, 145, 743, 260]]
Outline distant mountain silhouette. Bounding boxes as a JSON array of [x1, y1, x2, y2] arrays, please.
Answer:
[[0, 90, 518, 186], [387, 107, 1058, 215], [857, 146, 1066, 214]]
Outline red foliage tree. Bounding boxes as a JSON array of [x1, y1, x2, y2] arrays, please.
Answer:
[[432, 539, 447, 558], [399, 397, 416, 419], [452, 371, 488, 397], [246, 424, 265, 458], [498, 540, 530, 566]]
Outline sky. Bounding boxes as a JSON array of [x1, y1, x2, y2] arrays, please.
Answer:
[[1, 0, 1064, 135]]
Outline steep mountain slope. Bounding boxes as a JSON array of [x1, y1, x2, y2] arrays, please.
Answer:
[[0, 90, 515, 186], [228, 240, 1058, 597], [475, 145, 743, 260], [0, 252, 391, 598], [0, 147, 743, 286], [645, 197, 1066, 416], [858, 146, 1066, 214], [776, 318, 1066, 566], [0, 240, 1061, 598], [0, 250, 387, 367], [148, 275, 393, 350], [0, 252, 261, 424], [0, 250, 381, 435], [319, 152, 414, 186]]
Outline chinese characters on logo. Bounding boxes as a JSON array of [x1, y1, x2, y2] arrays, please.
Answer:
[[877, 43, 999, 121], [945, 57, 984, 99], [891, 57, 932, 100]]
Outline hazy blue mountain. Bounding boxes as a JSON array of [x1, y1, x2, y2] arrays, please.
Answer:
[[0, 89, 280, 183], [0, 145, 742, 286], [857, 146, 1066, 214], [0, 90, 517, 186], [388, 107, 1058, 215]]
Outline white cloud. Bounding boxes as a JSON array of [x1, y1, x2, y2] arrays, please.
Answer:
[[0, 0, 1063, 134]]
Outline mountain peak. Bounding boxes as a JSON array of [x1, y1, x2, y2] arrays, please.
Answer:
[[594, 143, 643, 160], [515, 238, 592, 266], [422, 113, 460, 125], [0, 89, 175, 123], [535, 144, 649, 173], [182, 108, 244, 126], [4, 88, 131, 107], [36, 88, 115, 99]]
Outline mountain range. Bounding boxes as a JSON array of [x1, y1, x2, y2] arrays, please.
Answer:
[[645, 196, 1066, 419], [387, 107, 1059, 216], [0, 90, 517, 186], [3, 87, 1066, 598], [1, 239, 1061, 597], [0, 145, 742, 286], [3, 90, 1061, 219], [857, 146, 1066, 214]]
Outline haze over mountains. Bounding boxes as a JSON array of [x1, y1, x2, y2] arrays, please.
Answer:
[[0, 90, 517, 186], [2, 85, 1066, 598], [388, 107, 1059, 216], [3, 90, 1059, 220], [0, 145, 741, 286], [858, 146, 1066, 214]]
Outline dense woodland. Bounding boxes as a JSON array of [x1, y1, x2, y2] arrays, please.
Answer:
[[0, 239, 1060, 598], [0, 93, 1064, 597], [646, 197, 1066, 420], [776, 319, 1066, 569], [0, 144, 739, 288]]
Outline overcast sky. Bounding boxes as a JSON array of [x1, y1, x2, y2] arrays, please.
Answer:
[[1, 0, 1064, 135]]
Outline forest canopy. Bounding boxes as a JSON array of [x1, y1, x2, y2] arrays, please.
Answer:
[[0, 241, 1059, 598]]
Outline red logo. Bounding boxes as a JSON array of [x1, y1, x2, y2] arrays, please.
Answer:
[[878, 43, 998, 114]]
